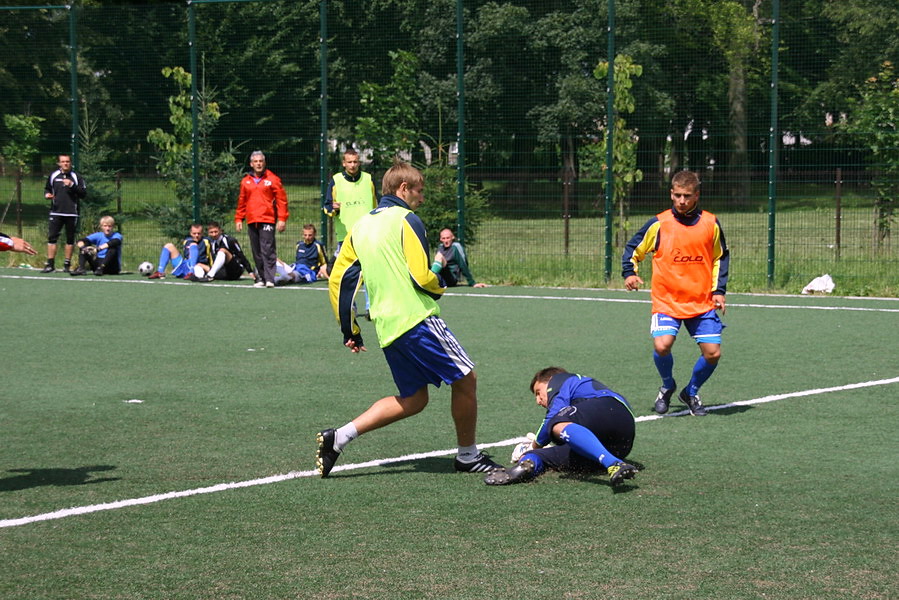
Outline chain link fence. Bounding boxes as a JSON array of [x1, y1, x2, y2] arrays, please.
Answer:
[[1, 1, 896, 295]]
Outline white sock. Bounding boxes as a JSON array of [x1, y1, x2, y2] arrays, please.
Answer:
[[207, 252, 226, 279], [335, 423, 358, 451], [456, 444, 479, 462]]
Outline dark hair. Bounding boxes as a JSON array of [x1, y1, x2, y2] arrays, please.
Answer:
[[302, 223, 317, 234], [529, 366, 567, 393], [206, 221, 221, 229]]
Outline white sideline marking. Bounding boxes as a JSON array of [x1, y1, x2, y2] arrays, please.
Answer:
[[2, 376, 897, 529], [4, 273, 899, 312]]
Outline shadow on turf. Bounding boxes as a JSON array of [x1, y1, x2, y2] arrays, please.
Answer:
[[0, 465, 119, 492], [330, 457, 646, 492]]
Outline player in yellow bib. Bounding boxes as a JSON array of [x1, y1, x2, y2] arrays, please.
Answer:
[[324, 149, 377, 315], [315, 161, 500, 478]]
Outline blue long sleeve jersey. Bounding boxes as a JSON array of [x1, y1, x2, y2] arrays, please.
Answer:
[[80, 231, 123, 264], [534, 372, 633, 447]]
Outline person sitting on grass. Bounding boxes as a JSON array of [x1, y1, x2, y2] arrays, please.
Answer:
[[70, 215, 123, 276], [484, 366, 638, 487], [147, 223, 211, 281], [203, 221, 255, 282], [430, 228, 486, 288]]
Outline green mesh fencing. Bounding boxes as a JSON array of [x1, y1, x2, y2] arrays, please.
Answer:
[[1, 1, 896, 295]]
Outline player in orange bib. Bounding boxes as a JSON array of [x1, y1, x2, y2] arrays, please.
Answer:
[[621, 170, 730, 416]]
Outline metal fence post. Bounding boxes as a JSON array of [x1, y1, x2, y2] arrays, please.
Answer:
[[68, 4, 79, 169], [320, 0, 330, 246], [603, 0, 616, 281], [766, 0, 780, 286], [455, 0, 466, 244], [188, 0, 201, 223]]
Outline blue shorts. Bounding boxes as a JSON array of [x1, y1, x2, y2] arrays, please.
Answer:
[[171, 255, 190, 278], [651, 310, 724, 344], [383, 316, 474, 398]]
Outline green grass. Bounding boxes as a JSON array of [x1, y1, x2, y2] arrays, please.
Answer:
[[0, 274, 897, 599]]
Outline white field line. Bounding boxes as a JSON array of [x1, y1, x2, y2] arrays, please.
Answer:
[[2, 376, 897, 529], [3, 273, 899, 312]]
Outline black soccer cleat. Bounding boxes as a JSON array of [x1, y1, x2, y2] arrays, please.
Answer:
[[654, 386, 676, 414], [315, 428, 341, 478], [484, 459, 536, 486], [454, 452, 501, 473], [679, 389, 708, 416], [607, 461, 638, 486], [41, 264, 55, 273], [69, 267, 87, 276]]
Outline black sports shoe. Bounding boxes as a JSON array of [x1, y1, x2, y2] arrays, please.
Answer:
[[69, 268, 87, 276], [315, 429, 341, 477], [454, 452, 501, 473], [41, 264, 55, 273], [484, 459, 536, 485], [607, 461, 638, 485], [654, 386, 675, 414], [679, 389, 708, 416]]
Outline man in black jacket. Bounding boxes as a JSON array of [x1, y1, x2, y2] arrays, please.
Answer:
[[41, 154, 86, 273]]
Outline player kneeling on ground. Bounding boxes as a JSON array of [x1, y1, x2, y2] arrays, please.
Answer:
[[485, 367, 638, 487]]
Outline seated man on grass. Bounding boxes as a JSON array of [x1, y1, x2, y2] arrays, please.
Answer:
[[147, 223, 211, 281], [70, 215, 123, 276]]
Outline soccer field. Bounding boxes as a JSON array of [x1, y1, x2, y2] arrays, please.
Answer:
[[1, 272, 897, 599]]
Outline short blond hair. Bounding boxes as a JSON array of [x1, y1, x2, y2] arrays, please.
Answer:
[[381, 160, 423, 196], [671, 170, 700, 191], [99, 215, 116, 227]]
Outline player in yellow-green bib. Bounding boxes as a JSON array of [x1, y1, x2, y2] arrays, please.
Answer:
[[316, 161, 500, 478], [324, 148, 377, 314]]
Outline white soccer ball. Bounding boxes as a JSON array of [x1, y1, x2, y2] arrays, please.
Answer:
[[138, 261, 154, 276]]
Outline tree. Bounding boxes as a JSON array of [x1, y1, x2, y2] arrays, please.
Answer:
[[356, 50, 422, 172], [842, 60, 899, 249], [582, 56, 644, 245], [146, 66, 243, 238], [1, 114, 44, 236], [77, 107, 121, 233]]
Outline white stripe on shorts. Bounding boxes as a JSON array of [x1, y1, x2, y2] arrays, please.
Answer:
[[423, 316, 475, 374]]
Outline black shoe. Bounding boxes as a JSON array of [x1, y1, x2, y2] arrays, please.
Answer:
[[484, 459, 536, 485], [316, 429, 341, 477], [63, 265, 71, 273], [679, 389, 708, 416], [93, 269, 104, 276], [607, 461, 638, 485], [654, 386, 675, 414], [69, 268, 87, 276], [41, 264, 55, 273], [454, 452, 501, 473]]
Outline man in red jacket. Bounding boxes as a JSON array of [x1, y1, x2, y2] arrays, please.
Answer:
[[235, 151, 289, 288]]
